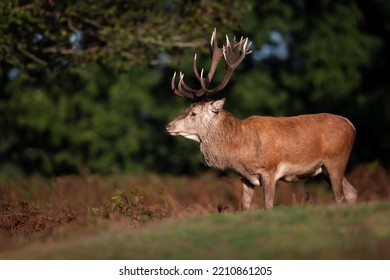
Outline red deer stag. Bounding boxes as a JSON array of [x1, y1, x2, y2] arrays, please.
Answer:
[[166, 29, 357, 210]]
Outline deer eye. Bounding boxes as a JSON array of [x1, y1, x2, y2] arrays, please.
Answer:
[[190, 112, 197, 117]]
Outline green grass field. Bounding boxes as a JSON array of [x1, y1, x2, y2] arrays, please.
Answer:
[[2, 201, 390, 259], [1, 166, 389, 260]]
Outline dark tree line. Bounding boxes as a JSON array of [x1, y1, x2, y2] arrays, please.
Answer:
[[1, 0, 389, 179]]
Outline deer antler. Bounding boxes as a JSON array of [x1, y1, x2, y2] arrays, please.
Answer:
[[171, 28, 252, 100]]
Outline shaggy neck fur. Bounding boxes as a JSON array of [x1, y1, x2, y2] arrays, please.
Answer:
[[199, 110, 243, 170]]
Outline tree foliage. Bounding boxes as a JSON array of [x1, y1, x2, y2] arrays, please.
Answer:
[[0, 0, 251, 79], [1, 0, 389, 178]]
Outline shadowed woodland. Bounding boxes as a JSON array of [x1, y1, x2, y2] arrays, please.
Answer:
[[1, 0, 390, 177]]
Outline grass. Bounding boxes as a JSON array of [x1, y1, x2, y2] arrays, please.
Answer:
[[1, 202, 390, 259], [0, 164, 389, 259]]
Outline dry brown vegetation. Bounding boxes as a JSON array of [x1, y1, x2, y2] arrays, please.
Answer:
[[0, 164, 389, 254]]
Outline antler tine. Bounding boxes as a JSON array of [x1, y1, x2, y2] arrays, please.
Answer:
[[171, 72, 181, 96], [200, 68, 215, 96], [236, 36, 244, 50], [178, 71, 199, 94], [245, 38, 253, 54], [193, 53, 202, 82], [171, 72, 195, 100], [210, 28, 216, 47], [206, 29, 224, 85]]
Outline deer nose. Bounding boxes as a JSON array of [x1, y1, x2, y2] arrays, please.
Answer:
[[165, 123, 172, 131]]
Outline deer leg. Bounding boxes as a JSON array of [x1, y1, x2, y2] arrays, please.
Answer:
[[342, 177, 357, 203], [323, 164, 344, 204], [261, 175, 276, 210], [241, 178, 255, 211]]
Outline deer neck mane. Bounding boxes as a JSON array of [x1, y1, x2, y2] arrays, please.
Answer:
[[199, 110, 242, 169]]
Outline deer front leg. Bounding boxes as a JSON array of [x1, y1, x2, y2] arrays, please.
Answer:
[[241, 178, 255, 211], [261, 175, 276, 210]]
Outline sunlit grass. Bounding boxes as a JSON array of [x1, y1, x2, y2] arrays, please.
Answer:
[[1, 202, 390, 259]]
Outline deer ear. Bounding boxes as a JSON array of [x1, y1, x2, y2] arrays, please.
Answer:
[[210, 98, 226, 113]]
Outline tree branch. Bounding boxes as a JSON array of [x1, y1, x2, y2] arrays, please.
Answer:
[[18, 46, 48, 66]]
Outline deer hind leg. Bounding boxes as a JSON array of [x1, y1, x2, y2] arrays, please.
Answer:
[[342, 177, 357, 203], [322, 163, 345, 204], [241, 178, 255, 211]]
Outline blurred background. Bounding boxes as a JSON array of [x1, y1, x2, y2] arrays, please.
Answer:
[[1, 0, 389, 179]]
